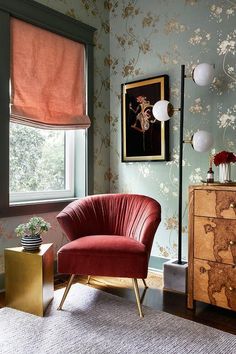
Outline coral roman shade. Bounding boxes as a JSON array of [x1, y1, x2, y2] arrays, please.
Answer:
[[10, 18, 90, 129]]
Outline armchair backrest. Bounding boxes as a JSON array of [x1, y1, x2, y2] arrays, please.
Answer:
[[57, 194, 161, 253]]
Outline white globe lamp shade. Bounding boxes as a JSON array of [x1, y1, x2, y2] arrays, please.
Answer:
[[152, 100, 172, 121], [192, 63, 214, 86], [192, 130, 213, 152]]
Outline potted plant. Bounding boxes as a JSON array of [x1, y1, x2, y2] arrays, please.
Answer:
[[15, 216, 51, 251]]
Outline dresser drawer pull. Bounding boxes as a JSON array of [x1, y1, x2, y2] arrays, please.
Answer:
[[200, 267, 206, 274], [229, 240, 235, 245], [230, 202, 236, 208], [229, 286, 233, 291]]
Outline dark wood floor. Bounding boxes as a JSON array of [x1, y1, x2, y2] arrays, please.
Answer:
[[54, 273, 236, 335], [1, 272, 236, 335]]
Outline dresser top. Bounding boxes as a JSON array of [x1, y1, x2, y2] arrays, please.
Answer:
[[189, 183, 236, 191]]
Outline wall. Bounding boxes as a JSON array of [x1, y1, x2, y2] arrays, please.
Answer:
[[108, 0, 236, 262], [0, 0, 110, 282], [1, 0, 235, 281]]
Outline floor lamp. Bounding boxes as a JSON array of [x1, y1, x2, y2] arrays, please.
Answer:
[[152, 63, 214, 292]]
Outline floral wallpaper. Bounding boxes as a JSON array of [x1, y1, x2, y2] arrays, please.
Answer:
[[0, 0, 236, 280], [107, 0, 236, 261]]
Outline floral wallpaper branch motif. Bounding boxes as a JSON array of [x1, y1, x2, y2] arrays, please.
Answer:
[[188, 28, 212, 49], [185, 0, 198, 5], [217, 104, 236, 130], [115, 0, 161, 80], [218, 35, 236, 92], [210, 2, 236, 23], [164, 19, 187, 35]]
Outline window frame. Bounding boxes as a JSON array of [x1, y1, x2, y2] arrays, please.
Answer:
[[0, 0, 96, 217]]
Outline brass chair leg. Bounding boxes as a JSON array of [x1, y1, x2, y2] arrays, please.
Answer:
[[87, 275, 91, 284], [142, 278, 148, 289], [140, 287, 148, 304], [132, 278, 144, 318], [57, 274, 75, 310]]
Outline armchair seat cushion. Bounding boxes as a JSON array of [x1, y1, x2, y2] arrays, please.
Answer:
[[58, 235, 148, 278]]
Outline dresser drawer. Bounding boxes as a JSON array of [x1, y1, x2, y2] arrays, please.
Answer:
[[194, 189, 236, 219], [193, 259, 236, 311], [194, 216, 236, 265]]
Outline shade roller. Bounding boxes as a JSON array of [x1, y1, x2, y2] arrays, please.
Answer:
[[10, 18, 90, 130]]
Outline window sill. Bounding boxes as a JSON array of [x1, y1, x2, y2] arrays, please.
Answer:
[[1, 197, 79, 217]]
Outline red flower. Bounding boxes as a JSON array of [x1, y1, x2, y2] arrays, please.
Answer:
[[213, 151, 236, 166]]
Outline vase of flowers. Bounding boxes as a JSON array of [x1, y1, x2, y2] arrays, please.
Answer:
[[15, 216, 51, 251], [213, 151, 236, 183]]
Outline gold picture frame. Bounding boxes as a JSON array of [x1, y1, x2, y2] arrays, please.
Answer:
[[121, 75, 169, 162]]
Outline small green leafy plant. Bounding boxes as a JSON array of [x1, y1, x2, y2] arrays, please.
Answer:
[[15, 217, 51, 238]]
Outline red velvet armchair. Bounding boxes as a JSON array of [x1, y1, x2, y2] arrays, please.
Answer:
[[57, 193, 161, 317]]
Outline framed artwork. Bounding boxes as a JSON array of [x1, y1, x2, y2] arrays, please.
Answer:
[[121, 75, 169, 162]]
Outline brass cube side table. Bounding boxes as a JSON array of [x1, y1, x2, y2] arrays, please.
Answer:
[[5, 243, 54, 316]]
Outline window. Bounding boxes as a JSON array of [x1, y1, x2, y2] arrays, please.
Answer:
[[9, 16, 91, 205], [0, 0, 95, 216], [10, 124, 75, 203]]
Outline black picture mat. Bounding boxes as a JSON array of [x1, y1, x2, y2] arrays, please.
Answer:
[[121, 75, 169, 162]]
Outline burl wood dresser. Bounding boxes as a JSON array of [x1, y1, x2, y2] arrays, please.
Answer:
[[187, 184, 236, 311]]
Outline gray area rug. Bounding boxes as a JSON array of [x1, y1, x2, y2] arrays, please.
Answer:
[[0, 283, 235, 354]]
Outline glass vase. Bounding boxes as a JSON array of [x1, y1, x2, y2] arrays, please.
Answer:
[[218, 163, 231, 183]]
